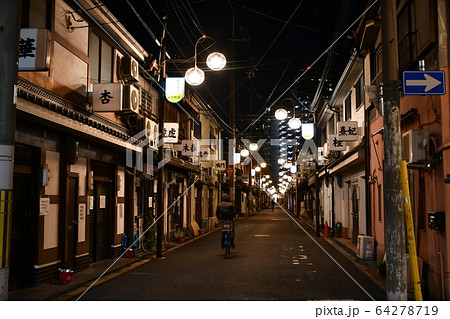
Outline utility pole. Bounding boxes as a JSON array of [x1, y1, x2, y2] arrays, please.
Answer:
[[0, 0, 20, 300], [229, 17, 236, 205], [381, 0, 407, 300], [315, 129, 321, 237], [248, 95, 253, 216], [156, 18, 168, 259]]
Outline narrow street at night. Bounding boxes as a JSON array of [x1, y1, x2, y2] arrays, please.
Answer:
[[74, 208, 385, 301], [2, 0, 450, 309]]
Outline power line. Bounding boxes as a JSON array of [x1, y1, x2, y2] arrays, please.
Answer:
[[123, 0, 159, 44], [241, 0, 380, 133], [143, 0, 187, 59], [262, 0, 322, 111], [229, 0, 333, 36]]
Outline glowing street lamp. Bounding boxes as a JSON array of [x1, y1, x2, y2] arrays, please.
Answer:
[[185, 67, 204, 86], [249, 142, 259, 151], [206, 52, 227, 70], [275, 97, 302, 130], [288, 117, 302, 130], [275, 108, 288, 120], [240, 148, 249, 157], [185, 35, 226, 86]]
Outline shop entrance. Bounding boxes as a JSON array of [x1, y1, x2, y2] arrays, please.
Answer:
[[9, 144, 39, 290]]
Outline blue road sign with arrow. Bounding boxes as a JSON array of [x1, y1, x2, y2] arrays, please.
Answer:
[[403, 71, 446, 95]]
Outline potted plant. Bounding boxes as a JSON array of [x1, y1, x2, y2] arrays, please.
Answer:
[[174, 226, 186, 243]]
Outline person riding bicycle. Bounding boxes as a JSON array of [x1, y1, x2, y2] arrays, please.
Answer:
[[216, 193, 237, 248]]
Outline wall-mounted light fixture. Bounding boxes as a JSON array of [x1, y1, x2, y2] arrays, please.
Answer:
[[42, 164, 49, 187]]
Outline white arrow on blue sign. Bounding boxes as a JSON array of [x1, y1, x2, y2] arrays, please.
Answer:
[[403, 71, 446, 95]]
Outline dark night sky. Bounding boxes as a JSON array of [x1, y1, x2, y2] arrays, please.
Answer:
[[102, 0, 368, 132]]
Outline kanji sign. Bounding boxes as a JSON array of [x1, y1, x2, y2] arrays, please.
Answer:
[[329, 134, 346, 151], [19, 28, 49, 71], [317, 146, 325, 165], [336, 121, 358, 141], [163, 123, 179, 143], [92, 83, 123, 112], [214, 160, 226, 171], [165, 77, 185, 103], [181, 140, 200, 156], [403, 71, 446, 95]]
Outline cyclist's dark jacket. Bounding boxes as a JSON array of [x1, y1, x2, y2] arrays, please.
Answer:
[[216, 194, 236, 221]]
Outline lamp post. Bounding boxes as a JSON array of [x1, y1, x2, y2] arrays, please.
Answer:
[[275, 98, 317, 132], [274, 97, 302, 129], [185, 35, 226, 86], [156, 33, 226, 258], [255, 166, 261, 210]]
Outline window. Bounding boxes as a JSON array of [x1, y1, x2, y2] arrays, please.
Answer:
[[370, 46, 382, 85], [355, 75, 364, 111], [141, 89, 153, 114], [344, 93, 352, 121], [193, 120, 201, 139], [397, 0, 437, 72], [397, 2, 415, 71], [21, 0, 51, 29], [90, 33, 113, 83]]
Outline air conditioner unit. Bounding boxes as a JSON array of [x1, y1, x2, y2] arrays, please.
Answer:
[[121, 56, 139, 82], [356, 235, 375, 260], [137, 117, 152, 138], [151, 123, 160, 148], [402, 129, 429, 163], [123, 85, 140, 114]]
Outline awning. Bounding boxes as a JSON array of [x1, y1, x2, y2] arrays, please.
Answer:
[[327, 148, 364, 174]]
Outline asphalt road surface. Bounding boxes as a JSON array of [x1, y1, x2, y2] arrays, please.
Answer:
[[75, 208, 386, 301]]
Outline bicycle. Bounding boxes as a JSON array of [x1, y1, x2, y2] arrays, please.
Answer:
[[220, 220, 233, 259]]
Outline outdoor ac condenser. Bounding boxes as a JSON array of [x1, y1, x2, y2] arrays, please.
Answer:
[[402, 129, 429, 163], [123, 85, 140, 114], [357, 235, 375, 260], [121, 55, 139, 82]]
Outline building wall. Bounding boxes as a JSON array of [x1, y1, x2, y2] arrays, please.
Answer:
[[369, 115, 385, 261], [399, 67, 450, 299]]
